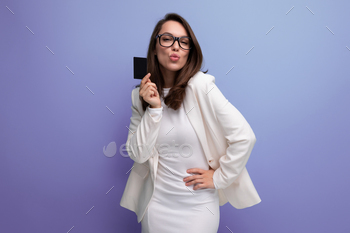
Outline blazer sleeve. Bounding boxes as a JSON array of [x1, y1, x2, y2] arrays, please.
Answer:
[[203, 75, 257, 190], [125, 88, 163, 164]]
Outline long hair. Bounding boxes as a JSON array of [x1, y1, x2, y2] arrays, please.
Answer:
[[136, 13, 206, 111]]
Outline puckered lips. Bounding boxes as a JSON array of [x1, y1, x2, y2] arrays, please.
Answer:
[[170, 53, 180, 61]]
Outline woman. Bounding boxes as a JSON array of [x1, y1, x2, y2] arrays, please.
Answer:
[[120, 13, 261, 233]]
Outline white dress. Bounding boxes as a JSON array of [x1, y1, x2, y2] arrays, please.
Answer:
[[141, 87, 220, 233]]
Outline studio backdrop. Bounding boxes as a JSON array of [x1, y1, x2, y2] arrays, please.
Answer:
[[1, 0, 349, 232]]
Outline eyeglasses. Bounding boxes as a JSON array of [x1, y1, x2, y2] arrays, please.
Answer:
[[155, 34, 192, 50]]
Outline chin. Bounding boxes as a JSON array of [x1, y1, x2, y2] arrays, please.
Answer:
[[168, 67, 182, 72], [167, 64, 185, 72], [159, 62, 186, 73]]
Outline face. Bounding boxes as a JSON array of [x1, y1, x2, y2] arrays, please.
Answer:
[[154, 20, 190, 76]]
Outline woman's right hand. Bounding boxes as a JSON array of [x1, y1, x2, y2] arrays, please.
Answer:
[[139, 73, 161, 108]]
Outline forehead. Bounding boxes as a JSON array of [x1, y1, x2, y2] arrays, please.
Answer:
[[159, 20, 188, 37]]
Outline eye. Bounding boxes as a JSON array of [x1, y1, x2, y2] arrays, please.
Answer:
[[180, 38, 190, 45], [161, 35, 173, 41]]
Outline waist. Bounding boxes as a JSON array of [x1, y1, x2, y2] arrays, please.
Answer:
[[154, 165, 217, 200]]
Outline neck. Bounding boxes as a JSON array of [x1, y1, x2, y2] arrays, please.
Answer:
[[160, 66, 176, 88]]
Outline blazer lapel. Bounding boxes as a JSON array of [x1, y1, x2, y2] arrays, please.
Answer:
[[183, 82, 211, 162]]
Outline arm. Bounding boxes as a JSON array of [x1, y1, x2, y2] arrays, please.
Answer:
[[125, 88, 163, 164], [204, 76, 257, 190]]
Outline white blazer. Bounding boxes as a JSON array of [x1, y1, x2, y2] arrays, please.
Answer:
[[120, 71, 261, 223]]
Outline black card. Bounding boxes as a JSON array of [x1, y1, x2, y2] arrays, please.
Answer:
[[133, 57, 147, 80]]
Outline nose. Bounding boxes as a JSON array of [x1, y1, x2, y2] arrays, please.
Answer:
[[172, 38, 180, 50]]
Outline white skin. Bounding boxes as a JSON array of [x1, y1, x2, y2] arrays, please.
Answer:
[[139, 20, 215, 190]]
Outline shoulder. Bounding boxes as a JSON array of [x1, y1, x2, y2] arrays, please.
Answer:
[[189, 71, 215, 85], [189, 71, 228, 108], [188, 71, 216, 93]]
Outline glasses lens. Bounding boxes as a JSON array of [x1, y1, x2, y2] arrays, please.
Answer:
[[158, 34, 191, 50], [179, 37, 191, 50], [160, 35, 174, 47]]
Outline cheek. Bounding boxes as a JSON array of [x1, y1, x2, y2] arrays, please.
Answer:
[[182, 53, 190, 64], [155, 49, 167, 63], [157, 46, 168, 55]]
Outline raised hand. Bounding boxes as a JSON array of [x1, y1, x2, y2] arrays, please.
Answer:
[[139, 73, 162, 108]]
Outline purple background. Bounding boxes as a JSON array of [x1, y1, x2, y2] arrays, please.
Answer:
[[1, 0, 349, 232]]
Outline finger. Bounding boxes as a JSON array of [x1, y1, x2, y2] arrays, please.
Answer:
[[145, 86, 158, 98], [140, 73, 151, 88], [140, 83, 153, 96], [187, 168, 204, 174], [150, 89, 156, 98], [145, 82, 158, 90], [142, 85, 152, 96], [184, 175, 195, 182], [142, 73, 151, 83], [184, 174, 201, 182], [192, 174, 202, 180], [193, 183, 205, 190], [149, 86, 158, 96], [141, 79, 157, 93], [186, 178, 204, 185]]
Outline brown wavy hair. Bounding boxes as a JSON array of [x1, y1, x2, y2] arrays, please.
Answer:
[[136, 13, 207, 111]]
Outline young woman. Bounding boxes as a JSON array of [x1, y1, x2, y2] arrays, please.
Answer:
[[120, 13, 261, 233]]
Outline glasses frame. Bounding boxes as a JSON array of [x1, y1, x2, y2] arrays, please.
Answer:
[[155, 34, 192, 50]]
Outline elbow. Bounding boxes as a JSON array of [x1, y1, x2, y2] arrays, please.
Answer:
[[130, 156, 148, 164], [126, 141, 153, 164], [248, 131, 257, 149], [241, 129, 256, 149], [250, 132, 256, 145], [130, 150, 150, 164], [127, 150, 147, 164]]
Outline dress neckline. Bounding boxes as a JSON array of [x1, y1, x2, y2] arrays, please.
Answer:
[[163, 87, 171, 92]]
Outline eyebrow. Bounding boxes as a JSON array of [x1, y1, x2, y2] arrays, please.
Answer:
[[161, 32, 189, 37]]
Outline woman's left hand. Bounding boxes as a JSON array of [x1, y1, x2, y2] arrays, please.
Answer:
[[183, 168, 215, 190]]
